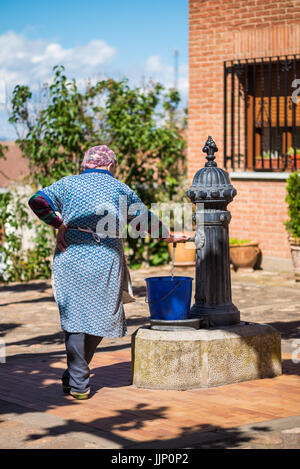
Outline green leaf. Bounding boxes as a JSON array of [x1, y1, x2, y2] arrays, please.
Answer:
[[5, 66, 187, 274]]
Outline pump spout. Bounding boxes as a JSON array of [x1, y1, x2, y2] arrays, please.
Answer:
[[183, 232, 205, 250]]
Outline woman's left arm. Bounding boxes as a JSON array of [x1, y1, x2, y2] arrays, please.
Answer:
[[29, 179, 68, 251], [28, 191, 68, 251], [28, 191, 63, 228], [28, 178, 66, 228]]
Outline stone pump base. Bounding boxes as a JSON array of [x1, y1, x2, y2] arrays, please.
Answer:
[[131, 322, 282, 390]]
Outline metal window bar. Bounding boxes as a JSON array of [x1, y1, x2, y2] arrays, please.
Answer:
[[293, 55, 297, 168], [252, 59, 256, 169], [238, 61, 241, 168], [224, 54, 300, 171], [231, 61, 235, 170], [276, 58, 280, 169], [224, 62, 227, 168], [268, 58, 272, 170], [244, 59, 249, 170], [284, 57, 288, 169], [260, 58, 264, 170]]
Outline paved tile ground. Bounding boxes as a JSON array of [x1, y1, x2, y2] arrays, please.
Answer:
[[0, 258, 300, 449]]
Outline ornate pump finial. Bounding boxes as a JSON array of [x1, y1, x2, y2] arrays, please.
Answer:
[[203, 136, 218, 167]]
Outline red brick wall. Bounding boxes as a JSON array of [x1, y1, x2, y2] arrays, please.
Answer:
[[229, 179, 290, 258], [188, 0, 300, 258], [0, 142, 29, 187]]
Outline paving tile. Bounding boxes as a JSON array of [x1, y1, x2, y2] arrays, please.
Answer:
[[1, 266, 300, 447]]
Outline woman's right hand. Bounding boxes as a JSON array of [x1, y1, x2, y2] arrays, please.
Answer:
[[165, 232, 191, 244]]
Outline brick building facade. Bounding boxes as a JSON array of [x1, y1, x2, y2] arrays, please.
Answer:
[[188, 0, 300, 258], [0, 142, 30, 188]]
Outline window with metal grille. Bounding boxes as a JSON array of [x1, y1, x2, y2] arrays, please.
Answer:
[[224, 55, 300, 171]]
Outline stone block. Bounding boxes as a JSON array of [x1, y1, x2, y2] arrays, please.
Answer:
[[131, 322, 281, 390]]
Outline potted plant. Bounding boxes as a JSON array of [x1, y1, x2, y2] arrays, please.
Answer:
[[285, 171, 300, 282], [255, 153, 273, 170], [229, 238, 261, 271], [287, 147, 300, 170], [167, 201, 196, 267], [168, 235, 196, 266], [157, 178, 196, 266]]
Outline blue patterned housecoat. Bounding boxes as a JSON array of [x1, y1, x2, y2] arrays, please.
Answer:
[[38, 168, 146, 337]]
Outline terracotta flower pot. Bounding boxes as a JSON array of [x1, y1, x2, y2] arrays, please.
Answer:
[[287, 154, 300, 170], [288, 236, 300, 282], [168, 238, 196, 267], [255, 158, 273, 170], [230, 241, 260, 271]]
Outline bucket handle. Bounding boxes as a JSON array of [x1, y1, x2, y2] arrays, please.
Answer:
[[145, 281, 181, 305]]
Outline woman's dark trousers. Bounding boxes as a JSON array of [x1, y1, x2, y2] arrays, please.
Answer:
[[62, 332, 103, 393]]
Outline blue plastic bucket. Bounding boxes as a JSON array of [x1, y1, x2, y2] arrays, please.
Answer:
[[145, 276, 193, 321]]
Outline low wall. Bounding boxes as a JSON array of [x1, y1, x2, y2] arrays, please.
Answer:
[[228, 175, 290, 259]]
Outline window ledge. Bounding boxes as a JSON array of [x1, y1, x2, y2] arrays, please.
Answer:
[[229, 171, 292, 181]]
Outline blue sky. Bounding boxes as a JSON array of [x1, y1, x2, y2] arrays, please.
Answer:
[[0, 0, 188, 138], [1, 0, 188, 69]]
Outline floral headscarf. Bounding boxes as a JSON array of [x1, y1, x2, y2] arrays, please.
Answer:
[[81, 145, 116, 170]]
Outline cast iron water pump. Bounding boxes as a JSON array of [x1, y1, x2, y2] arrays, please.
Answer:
[[187, 136, 240, 327]]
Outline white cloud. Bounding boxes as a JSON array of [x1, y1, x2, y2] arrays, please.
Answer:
[[146, 54, 188, 96], [0, 31, 117, 86], [146, 55, 167, 74], [0, 32, 189, 138], [0, 79, 5, 104], [0, 31, 188, 96]]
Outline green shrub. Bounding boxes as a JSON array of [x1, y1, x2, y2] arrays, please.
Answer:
[[285, 171, 300, 240], [1, 65, 187, 279], [229, 238, 251, 245], [0, 187, 53, 282], [287, 147, 300, 156]]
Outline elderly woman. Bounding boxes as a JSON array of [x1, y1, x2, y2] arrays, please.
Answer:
[[28, 145, 188, 399]]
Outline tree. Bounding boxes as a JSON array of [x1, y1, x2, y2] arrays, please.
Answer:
[[7, 65, 186, 270]]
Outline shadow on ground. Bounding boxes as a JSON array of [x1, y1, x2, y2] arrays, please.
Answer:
[[0, 394, 259, 449], [23, 411, 256, 449], [131, 285, 146, 297], [268, 321, 300, 340], [0, 323, 21, 337], [0, 344, 296, 448], [5, 330, 131, 352], [0, 296, 55, 307], [6, 332, 65, 348], [0, 282, 50, 293]]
